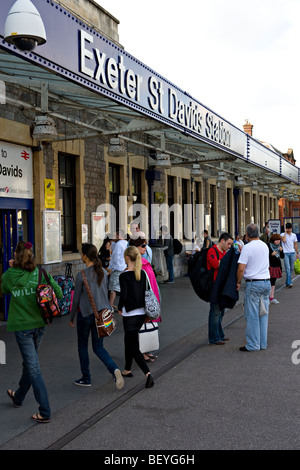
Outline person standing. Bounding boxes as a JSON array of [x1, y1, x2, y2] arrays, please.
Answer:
[[70, 243, 124, 390], [1, 241, 63, 423], [118, 246, 154, 388], [280, 222, 299, 288], [236, 224, 271, 352], [268, 234, 284, 304], [108, 229, 128, 308], [202, 229, 213, 250], [208, 232, 233, 345], [161, 225, 174, 284]]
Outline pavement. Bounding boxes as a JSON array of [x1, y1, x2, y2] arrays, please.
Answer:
[[0, 268, 299, 452]]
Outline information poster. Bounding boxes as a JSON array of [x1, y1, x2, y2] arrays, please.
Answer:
[[43, 210, 62, 264], [268, 219, 281, 234], [44, 179, 56, 209]]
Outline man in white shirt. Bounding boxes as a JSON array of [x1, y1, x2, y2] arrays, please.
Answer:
[[280, 222, 299, 288], [108, 229, 128, 308], [236, 224, 271, 352]]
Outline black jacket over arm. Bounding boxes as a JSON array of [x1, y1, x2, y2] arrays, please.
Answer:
[[210, 247, 240, 310]]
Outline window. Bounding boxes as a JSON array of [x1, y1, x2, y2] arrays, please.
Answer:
[[59, 153, 76, 252], [109, 164, 120, 229], [132, 168, 142, 204]]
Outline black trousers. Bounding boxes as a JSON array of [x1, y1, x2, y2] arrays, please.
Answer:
[[123, 315, 150, 375]]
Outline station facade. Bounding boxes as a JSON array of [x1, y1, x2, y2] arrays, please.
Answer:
[[0, 0, 299, 320]]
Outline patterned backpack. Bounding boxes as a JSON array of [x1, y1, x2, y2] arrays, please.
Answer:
[[36, 267, 60, 325]]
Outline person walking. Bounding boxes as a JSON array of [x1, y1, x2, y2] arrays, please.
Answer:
[[129, 236, 161, 362], [70, 243, 124, 390], [280, 222, 299, 288], [1, 241, 63, 423], [118, 246, 154, 388], [236, 224, 271, 352], [208, 232, 233, 345], [268, 233, 284, 304]]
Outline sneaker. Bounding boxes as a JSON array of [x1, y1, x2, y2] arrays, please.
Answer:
[[270, 298, 279, 304], [114, 369, 124, 390], [74, 378, 91, 387], [163, 280, 174, 284]]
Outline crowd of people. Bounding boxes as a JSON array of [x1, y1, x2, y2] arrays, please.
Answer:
[[1, 222, 298, 424]]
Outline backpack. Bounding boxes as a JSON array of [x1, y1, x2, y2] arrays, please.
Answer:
[[36, 267, 60, 325], [173, 239, 183, 255], [188, 246, 219, 302]]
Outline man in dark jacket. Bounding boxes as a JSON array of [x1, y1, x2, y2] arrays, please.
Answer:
[[161, 226, 174, 284], [207, 233, 233, 345]]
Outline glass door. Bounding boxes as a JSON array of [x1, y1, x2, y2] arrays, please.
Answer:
[[0, 207, 32, 321]]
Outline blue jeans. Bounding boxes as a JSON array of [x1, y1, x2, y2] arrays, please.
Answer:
[[284, 252, 296, 286], [166, 255, 174, 282], [77, 311, 118, 382], [208, 303, 225, 343], [244, 281, 271, 351], [14, 328, 51, 419]]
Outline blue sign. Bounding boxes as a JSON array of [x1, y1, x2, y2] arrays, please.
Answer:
[[0, 0, 246, 156]]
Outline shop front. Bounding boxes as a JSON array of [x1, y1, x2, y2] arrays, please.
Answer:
[[0, 141, 34, 320]]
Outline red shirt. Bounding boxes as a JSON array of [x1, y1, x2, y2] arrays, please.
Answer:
[[207, 246, 226, 281]]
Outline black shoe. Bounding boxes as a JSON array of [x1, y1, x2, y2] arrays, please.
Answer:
[[239, 346, 250, 352], [145, 374, 154, 388]]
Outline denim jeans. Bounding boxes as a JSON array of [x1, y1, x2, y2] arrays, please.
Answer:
[[244, 280, 271, 351], [208, 303, 225, 344], [14, 328, 51, 419], [77, 311, 118, 382], [166, 255, 174, 282], [283, 252, 296, 286]]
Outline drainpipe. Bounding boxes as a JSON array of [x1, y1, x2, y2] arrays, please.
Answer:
[[233, 187, 240, 237]]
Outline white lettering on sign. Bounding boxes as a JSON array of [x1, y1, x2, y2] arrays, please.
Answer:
[[79, 30, 232, 149], [80, 30, 143, 102]]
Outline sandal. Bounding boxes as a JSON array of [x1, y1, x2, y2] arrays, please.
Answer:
[[7, 389, 21, 408], [144, 354, 158, 362], [32, 412, 51, 423]]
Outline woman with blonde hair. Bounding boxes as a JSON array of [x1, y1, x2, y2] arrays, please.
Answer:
[[118, 246, 154, 388]]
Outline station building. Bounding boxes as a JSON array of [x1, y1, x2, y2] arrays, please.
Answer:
[[0, 0, 299, 320]]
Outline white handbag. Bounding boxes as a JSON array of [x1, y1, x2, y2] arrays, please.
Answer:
[[139, 321, 159, 353]]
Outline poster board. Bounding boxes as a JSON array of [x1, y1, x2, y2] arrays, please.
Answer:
[[268, 219, 281, 234], [43, 210, 62, 264]]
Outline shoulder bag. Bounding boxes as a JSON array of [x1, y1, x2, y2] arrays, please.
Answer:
[[144, 270, 160, 320], [81, 270, 116, 337]]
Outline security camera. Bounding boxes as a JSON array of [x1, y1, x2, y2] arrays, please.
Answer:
[[4, 0, 47, 53]]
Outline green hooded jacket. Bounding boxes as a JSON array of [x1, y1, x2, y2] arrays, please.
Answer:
[[1, 267, 63, 332]]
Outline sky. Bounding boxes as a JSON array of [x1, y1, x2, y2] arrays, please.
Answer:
[[96, 0, 300, 160]]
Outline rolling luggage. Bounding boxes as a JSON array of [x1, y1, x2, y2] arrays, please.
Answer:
[[53, 263, 74, 316]]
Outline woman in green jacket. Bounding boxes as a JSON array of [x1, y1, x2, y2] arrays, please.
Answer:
[[1, 241, 62, 423]]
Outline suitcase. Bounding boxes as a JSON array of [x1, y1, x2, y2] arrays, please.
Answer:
[[53, 263, 74, 316]]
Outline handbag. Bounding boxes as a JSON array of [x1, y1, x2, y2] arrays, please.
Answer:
[[294, 259, 300, 275], [144, 271, 160, 320], [81, 270, 116, 338], [139, 321, 159, 353]]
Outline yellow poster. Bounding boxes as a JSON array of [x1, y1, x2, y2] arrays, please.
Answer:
[[44, 179, 56, 209]]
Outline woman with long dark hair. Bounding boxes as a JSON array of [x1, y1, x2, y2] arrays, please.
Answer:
[[1, 241, 62, 423], [70, 243, 124, 390], [118, 246, 154, 388]]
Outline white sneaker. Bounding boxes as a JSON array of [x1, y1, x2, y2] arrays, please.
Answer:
[[114, 369, 125, 390], [270, 298, 279, 304]]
